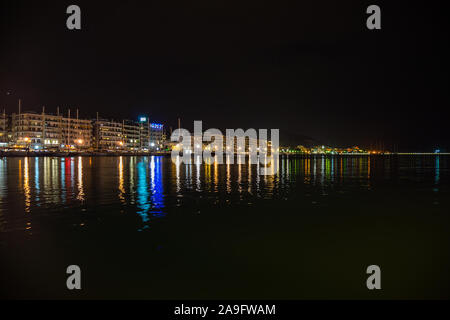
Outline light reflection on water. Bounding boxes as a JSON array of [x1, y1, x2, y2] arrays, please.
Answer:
[[0, 155, 448, 233]]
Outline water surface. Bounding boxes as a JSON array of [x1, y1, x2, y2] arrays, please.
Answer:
[[0, 155, 449, 299]]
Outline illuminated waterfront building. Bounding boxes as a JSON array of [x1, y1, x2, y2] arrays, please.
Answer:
[[10, 109, 93, 150], [93, 117, 152, 151], [3, 105, 165, 152], [150, 123, 164, 150], [122, 119, 142, 150], [61, 110, 93, 149], [10, 111, 65, 149], [41, 113, 63, 148], [138, 117, 151, 150], [0, 110, 9, 146], [122, 118, 151, 150]]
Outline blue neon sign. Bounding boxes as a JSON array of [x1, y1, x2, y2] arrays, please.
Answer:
[[151, 123, 163, 129]]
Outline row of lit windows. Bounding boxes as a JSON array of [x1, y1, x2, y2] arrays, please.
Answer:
[[44, 139, 60, 145]]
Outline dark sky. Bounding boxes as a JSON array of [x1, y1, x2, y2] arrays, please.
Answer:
[[0, 0, 449, 151]]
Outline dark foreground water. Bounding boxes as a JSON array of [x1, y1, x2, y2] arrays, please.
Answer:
[[0, 155, 449, 299]]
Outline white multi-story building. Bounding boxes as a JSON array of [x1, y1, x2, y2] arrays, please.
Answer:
[[93, 119, 123, 151], [150, 123, 164, 150], [5, 106, 165, 152], [10, 109, 93, 150]]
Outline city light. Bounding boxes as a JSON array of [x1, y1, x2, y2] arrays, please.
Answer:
[[151, 123, 163, 129]]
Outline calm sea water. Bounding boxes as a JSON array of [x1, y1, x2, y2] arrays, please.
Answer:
[[0, 155, 449, 299]]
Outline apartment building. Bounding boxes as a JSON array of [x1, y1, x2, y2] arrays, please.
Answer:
[[122, 119, 142, 150], [150, 123, 164, 150], [4, 105, 165, 152], [61, 115, 93, 149], [93, 119, 123, 150], [11, 112, 46, 149], [41, 113, 63, 148], [123, 117, 150, 150], [93, 118, 154, 151], [0, 111, 8, 145], [10, 110, 93, 150]]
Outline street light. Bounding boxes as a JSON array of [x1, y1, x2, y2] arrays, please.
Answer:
[[23, 137, 30, 151]]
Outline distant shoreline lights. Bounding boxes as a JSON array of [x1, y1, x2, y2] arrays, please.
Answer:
[[171, 121, 279, 176]]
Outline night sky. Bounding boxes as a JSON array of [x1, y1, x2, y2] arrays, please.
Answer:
[[1, 1, 449, 151]]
